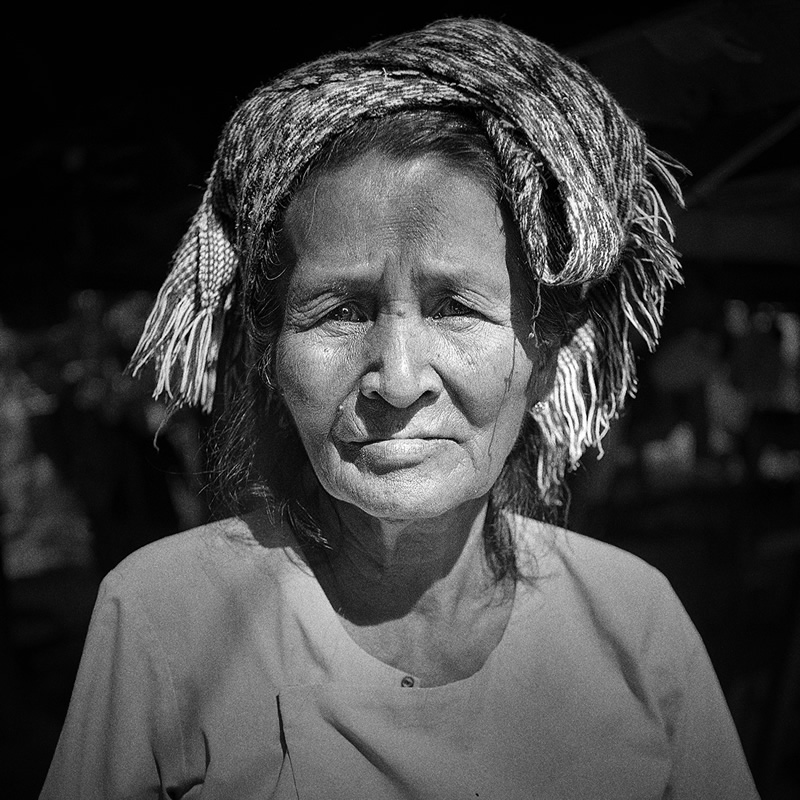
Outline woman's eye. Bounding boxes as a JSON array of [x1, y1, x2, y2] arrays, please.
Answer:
[[326, 303, 367, 323], [433, 298, 475, 319]]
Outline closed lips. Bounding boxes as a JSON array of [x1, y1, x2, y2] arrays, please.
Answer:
[[347, 435, 454, 444]]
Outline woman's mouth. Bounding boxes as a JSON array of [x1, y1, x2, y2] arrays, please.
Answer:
[[342, 437, 453, 471]]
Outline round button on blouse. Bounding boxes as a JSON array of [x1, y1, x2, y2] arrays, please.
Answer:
[[400, 675, 416, 688]]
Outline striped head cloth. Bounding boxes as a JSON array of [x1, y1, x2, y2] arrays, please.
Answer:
[[129, 17, 684, 505]]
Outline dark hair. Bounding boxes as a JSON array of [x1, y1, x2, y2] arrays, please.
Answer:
[[208, 108, 586, 581]]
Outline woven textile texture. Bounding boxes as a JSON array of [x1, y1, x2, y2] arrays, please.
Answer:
[[129, 17, 684, 505]]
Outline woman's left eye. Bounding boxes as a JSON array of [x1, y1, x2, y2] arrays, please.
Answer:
[[433, 298, 475, 319]]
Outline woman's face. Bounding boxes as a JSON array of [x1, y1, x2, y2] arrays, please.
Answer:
[[275, 152, 545, 521]]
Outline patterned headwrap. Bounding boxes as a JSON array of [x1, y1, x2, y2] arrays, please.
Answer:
[[129, 17, 683, 505]]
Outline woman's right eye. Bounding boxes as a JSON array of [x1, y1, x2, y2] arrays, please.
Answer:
[[326, 303, 367, 323]]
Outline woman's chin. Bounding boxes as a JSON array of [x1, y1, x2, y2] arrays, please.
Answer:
[[319, 467, 488, 523]]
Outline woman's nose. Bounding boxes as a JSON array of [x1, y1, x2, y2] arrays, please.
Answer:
[[359, 315, 441, 408]]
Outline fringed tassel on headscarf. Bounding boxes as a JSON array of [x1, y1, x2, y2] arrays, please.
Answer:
[[532, 145, 685, 504], [128, 189, 238, 414]]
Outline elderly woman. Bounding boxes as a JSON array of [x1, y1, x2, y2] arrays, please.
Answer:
[[40, 17, 760, 800]]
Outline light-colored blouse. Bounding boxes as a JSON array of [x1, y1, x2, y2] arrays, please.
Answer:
[[40, 513, 760, 799]]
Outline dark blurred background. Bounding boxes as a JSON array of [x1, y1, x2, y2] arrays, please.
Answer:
[[3, 2, 799, 797]]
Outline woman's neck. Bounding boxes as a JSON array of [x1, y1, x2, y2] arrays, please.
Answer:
[[305, 492, 516, 686], [313, 493, 503, 626]]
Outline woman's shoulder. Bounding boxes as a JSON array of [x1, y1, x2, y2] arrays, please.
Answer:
[[512, 515, 701, 669], [511, 514, 682, 621], [100, 511, 301, 605], [513, 513, 664, 574]]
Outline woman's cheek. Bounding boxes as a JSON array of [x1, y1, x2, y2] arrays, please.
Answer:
[[278, 335, 335, 396], [450, 332, 533, 419], [276, 334, 356, 438]]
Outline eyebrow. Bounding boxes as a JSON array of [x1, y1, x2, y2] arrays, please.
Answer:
[[290, 260, 487, 290], [285, 275, 378, 306]]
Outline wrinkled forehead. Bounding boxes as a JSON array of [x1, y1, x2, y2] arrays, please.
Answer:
[[285, 151, 498, 244], [274, 149, 525, 289]]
